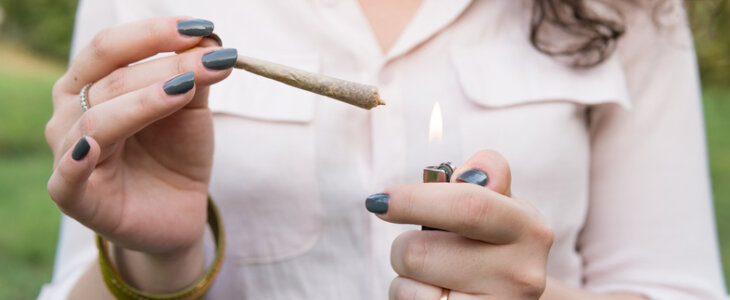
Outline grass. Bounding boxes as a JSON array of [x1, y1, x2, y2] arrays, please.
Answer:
[[0, 42, 727, 299], [0, 42, 62, 299], [0, 156, 57, 299], [705, 86, 730, 283], [0, 42, 62, 156]]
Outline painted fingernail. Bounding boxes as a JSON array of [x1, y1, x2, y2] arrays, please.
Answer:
[[366, 193, 389, 214], [177, 19, 214, 37], [202, 48, 237, 70], [164, 72, 195, 95], [72, 136, 90, 161], [457, 169, 488, 186]]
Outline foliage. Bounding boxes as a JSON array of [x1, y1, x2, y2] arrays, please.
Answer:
[[0, 0, 78, 61], [692, 1, 730, 86]]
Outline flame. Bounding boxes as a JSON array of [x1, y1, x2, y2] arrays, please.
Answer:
[[429, 102, 443, 144]]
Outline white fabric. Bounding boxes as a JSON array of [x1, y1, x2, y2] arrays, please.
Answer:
[[39, 0, 727, 299]]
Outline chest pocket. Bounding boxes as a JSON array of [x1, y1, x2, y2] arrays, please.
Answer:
[[448, 40, 632, 162], [209, 53, 319, 122], [450, 41, 631, 109], [208, 53, 322, 264]]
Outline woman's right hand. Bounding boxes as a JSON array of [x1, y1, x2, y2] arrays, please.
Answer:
[[45, 17, 236, 290]]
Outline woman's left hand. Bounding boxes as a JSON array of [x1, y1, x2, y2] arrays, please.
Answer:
[[367, 150, 554, 300]]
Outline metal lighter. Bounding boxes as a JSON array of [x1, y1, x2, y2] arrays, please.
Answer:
[[421, 162, 455, 231]]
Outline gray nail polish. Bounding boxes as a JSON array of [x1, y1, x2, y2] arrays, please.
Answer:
[[164, 72, 195, 95], [457, 169, 488, 186], [177, 19, 214, 36], [366, 193, 389, 214], [202, 48, 237, 70], [72, 136, 90, 161]]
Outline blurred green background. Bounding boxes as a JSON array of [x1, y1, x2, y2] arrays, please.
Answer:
[[0, 0, 728, 299]]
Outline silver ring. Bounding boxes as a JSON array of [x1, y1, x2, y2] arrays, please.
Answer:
[[80, 83, 93, 112]]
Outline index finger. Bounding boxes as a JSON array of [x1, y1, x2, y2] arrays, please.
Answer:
[[60, 17, 213, 92], [369, 183, 528, 244]]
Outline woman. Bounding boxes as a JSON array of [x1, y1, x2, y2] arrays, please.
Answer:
[[40, 0, 727, 299]]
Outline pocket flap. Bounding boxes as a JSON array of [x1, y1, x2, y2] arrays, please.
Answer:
[[450, 41, 631, 109], [209, 53, 320, 123]]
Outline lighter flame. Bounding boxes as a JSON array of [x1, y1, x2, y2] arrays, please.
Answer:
[[429, 102, 443, 144]]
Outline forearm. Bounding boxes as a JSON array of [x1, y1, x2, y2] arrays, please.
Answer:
[[67, 239, 205, 299], [540, 277, 649, 300]]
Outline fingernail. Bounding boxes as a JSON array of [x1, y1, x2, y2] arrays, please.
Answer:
[[177, 19, 214, 36], [457, 169, 488, 186], [72, 136, 90, 161], [202, 48, 237, 70], [365, 193, 389, 214], [164, 72, 195, 95]]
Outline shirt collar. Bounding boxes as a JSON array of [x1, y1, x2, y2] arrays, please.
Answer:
[[385, 0, 473, 61]]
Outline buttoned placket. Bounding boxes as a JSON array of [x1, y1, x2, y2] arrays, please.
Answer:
[[313, 1, 473, 298]]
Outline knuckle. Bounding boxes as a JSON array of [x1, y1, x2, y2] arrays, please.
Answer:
[[135, 90, 159, 116], [385, 186, 415, 220], [46, 177, 60, 205], [144, 18, 168, 45], [90, 28, 112, 59], [454, 190, 488, 234], [143, 20, 158, 43], [511, 266, 547, 298], [528, 220, 555, 247], [77, 112, 96, 136], [47, 170, 71, 207], [391, 282, 416, 300], [103, 69, 128, 97], [401, 190, 417, 220], [398, 234, 427, 275], [175, 54, 188, 75], [45, 118, 59, 150], [51, 79, 67, 105], [47, 177, 63, 205]]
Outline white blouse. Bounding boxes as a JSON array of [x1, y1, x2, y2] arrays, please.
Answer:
[[40, 0, 728, 299]]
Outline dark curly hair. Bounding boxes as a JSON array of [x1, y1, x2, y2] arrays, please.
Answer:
[[531, 0, 631, 67], [530, 0, 686, 67]]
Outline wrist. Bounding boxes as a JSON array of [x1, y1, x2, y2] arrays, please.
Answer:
[[96, 196, 225, 299], [110, 238, 205, 294]]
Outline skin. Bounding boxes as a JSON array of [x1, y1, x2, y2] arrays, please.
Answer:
[[47, 17, 229, 298], [45, 3, 651, 300]]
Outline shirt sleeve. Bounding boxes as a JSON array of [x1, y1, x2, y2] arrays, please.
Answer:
[[37, 217, 97, 299], [578, 2, 728, 299], [37, 1, 118, 299]]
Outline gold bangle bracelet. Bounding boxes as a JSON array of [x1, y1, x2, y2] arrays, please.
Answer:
[[96, 195, 225, 300]]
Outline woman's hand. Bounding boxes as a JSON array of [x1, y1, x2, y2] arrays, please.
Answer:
[[368, 150, 554, 299], [45, 17, 236, 292]]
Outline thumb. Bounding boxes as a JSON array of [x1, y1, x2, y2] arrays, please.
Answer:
[[451, 149, 512, 197], [47, 135, 101, 219]]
